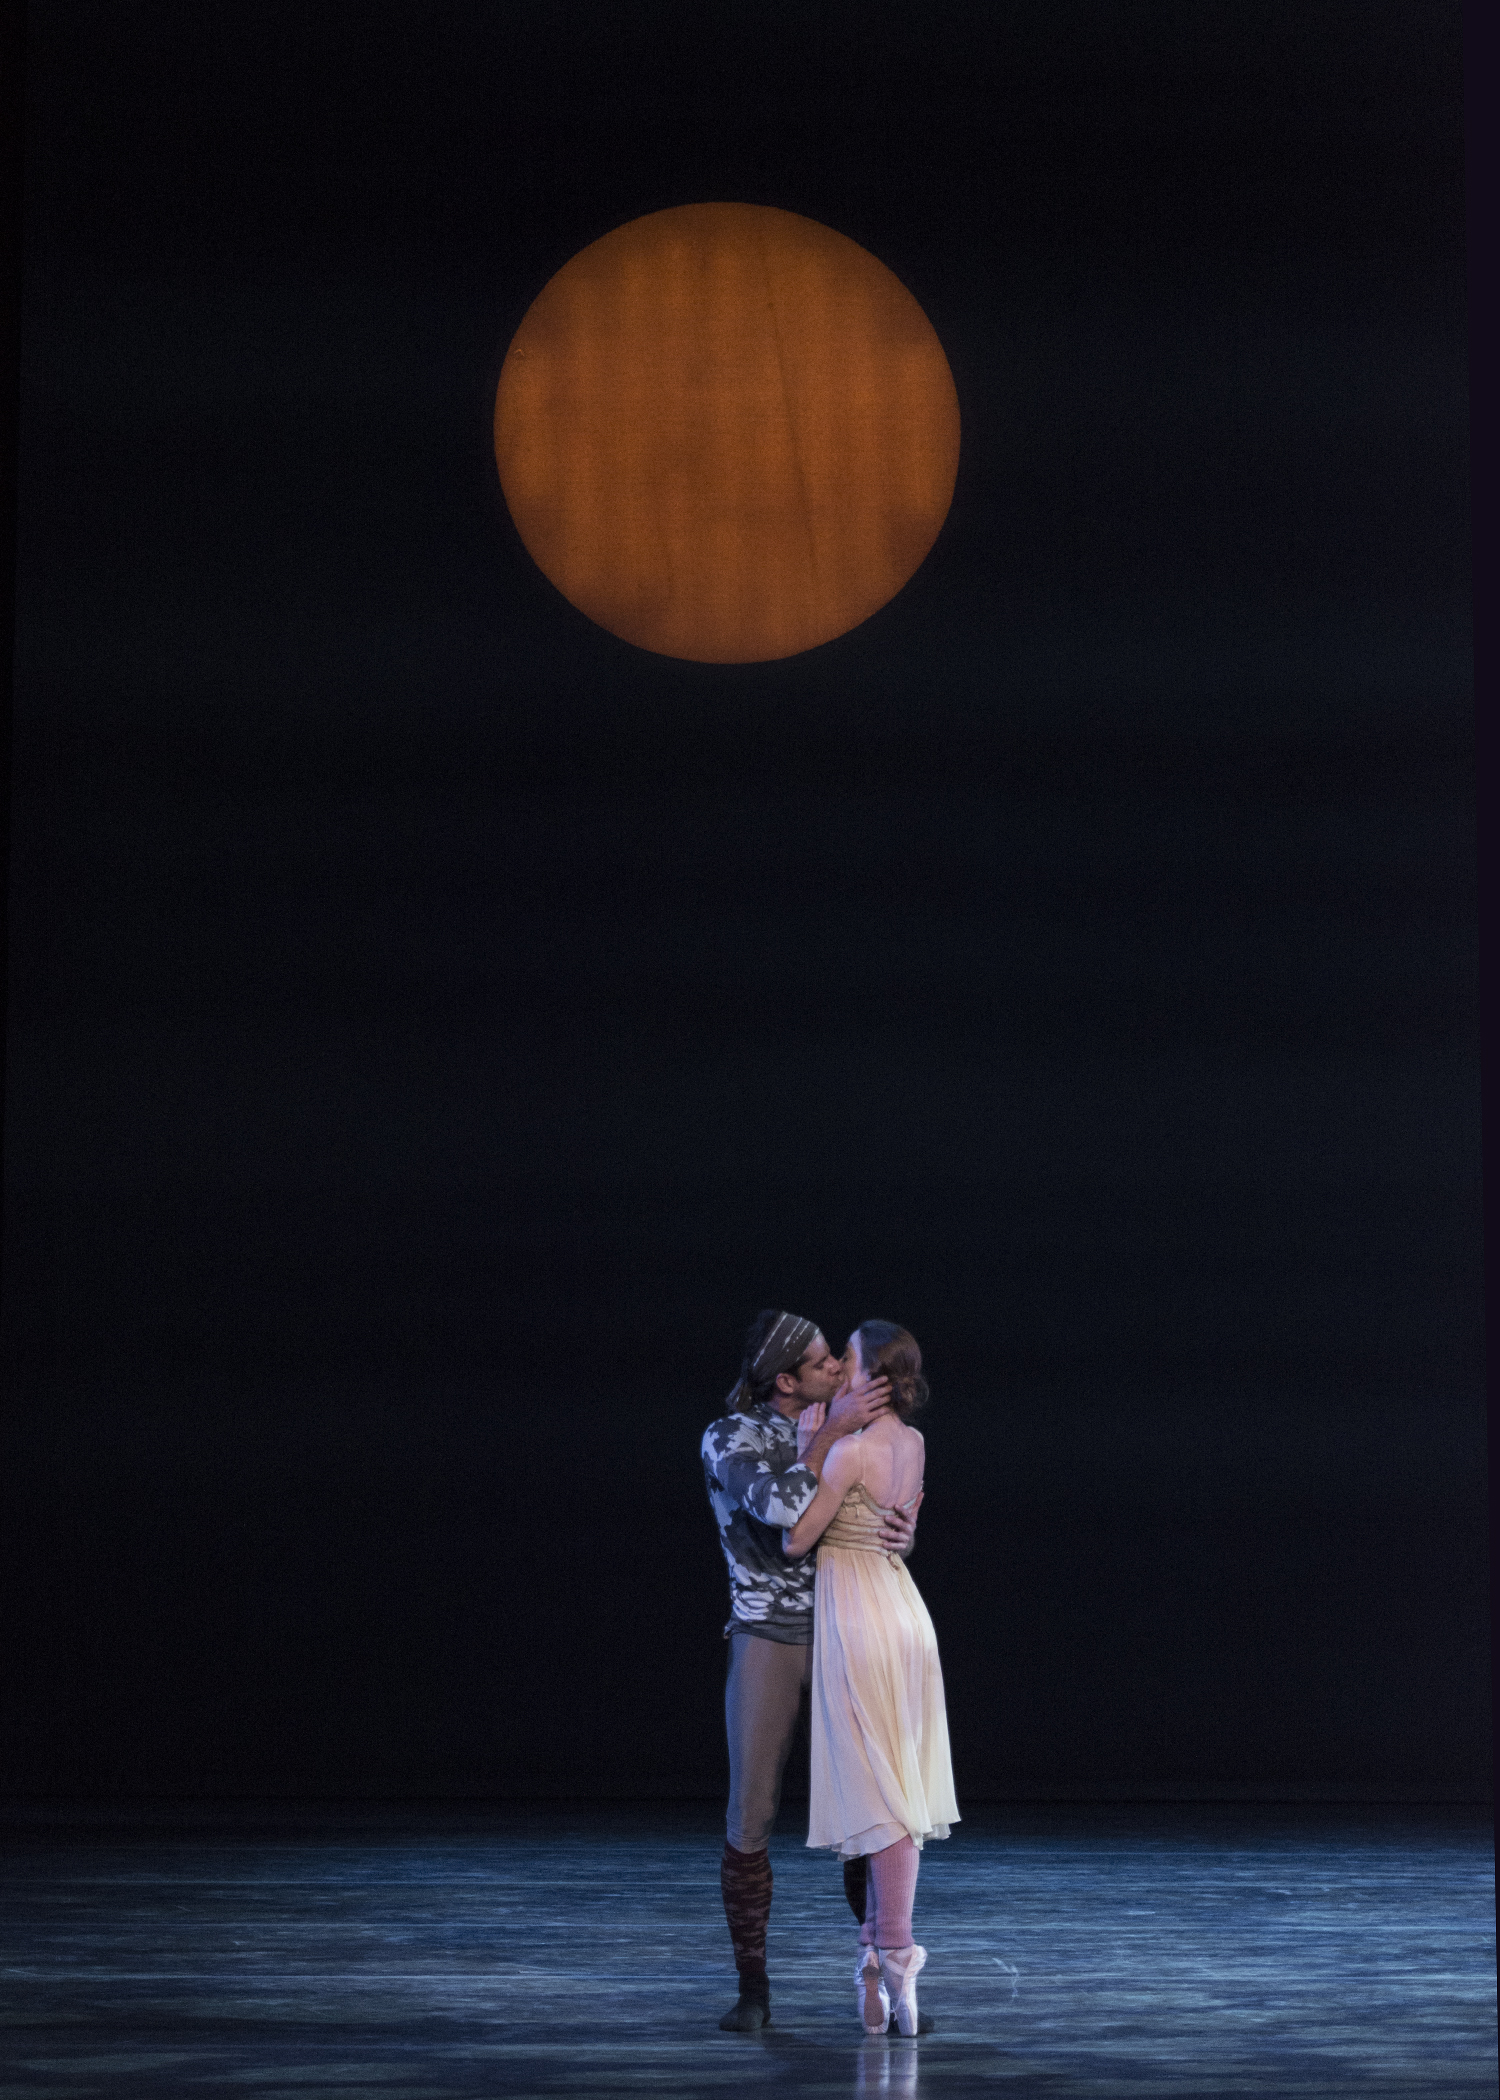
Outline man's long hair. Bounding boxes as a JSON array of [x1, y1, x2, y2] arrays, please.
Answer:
[[736, 1307, 817, 1409]]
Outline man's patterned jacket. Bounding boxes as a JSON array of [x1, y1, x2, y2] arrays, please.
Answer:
[[701, 1397, 820, 1642]]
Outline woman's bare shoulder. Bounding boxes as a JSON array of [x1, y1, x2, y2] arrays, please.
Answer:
[[821, 1434, 864, 1484]]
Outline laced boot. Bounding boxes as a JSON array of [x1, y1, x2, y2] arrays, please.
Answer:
[[719, 1841, 774, 2030], [718, 1972, 771, 2031]]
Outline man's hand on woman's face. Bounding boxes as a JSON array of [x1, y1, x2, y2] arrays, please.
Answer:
[[824, 1374, 890, 1438]]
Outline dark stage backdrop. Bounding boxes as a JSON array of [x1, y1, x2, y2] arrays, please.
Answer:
[[0, 3, 1484, 1800]]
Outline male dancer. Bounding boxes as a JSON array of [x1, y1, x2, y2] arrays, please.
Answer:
[[702, 1309, 921, 2032]]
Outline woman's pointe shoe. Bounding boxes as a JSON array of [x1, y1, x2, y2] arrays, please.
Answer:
[[879, 1944, 927, 2037], [856, 1944, 890, 2034]]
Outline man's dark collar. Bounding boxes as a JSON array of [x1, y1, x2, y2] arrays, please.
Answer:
[[747, 1397, 796, 1433]]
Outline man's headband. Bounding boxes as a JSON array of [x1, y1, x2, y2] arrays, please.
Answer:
[[726, 1311, 820, 1407]]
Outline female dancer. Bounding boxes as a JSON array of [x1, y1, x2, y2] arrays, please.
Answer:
[[783, 1321, 958, 2036]]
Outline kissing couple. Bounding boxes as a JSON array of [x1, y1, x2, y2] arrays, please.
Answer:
[[701, 1309, 958, 2036]]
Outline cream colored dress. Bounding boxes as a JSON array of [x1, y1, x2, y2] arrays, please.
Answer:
[[806, 1461, 959, 1859]]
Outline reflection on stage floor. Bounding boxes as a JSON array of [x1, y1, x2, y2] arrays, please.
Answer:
[[1, 1802, 1493, 2097]]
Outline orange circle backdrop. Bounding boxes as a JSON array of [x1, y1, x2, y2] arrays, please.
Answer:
[[493, 204, 961, 663]]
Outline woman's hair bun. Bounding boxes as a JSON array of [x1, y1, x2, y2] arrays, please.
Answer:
[[856, 1320, 928, 1422]]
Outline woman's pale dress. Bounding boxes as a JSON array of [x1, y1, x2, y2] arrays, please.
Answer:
[[806, 1457, 959, 1859]]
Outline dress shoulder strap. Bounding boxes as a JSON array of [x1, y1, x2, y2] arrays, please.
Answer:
[[839, 1432, 868, 1507]]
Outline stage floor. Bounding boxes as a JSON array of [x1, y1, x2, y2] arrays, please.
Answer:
[[1, 1803, 1493, 2098]]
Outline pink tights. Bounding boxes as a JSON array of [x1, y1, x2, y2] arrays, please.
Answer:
[[858, 1835, 920, 1950]]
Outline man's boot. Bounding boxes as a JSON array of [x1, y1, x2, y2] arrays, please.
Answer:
[[718, 1842, 774, 2029]]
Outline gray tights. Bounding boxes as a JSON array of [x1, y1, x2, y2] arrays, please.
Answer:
[[724, 1632, 811, 1851]]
